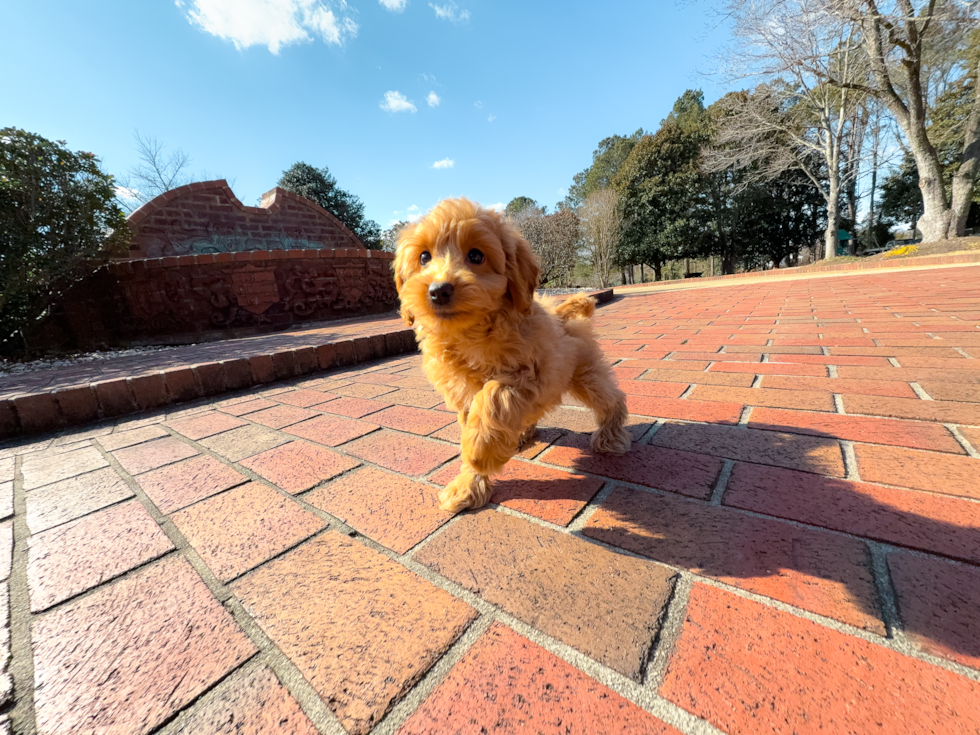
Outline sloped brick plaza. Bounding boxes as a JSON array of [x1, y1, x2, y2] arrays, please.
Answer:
[[1, 264, 980, 734]]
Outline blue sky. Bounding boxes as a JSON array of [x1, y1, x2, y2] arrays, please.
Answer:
[[1, 0, 732, 228]]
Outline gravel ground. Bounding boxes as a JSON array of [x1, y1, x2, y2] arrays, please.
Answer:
[[536, 287, 605, 295], [0, 345, 181, 376]]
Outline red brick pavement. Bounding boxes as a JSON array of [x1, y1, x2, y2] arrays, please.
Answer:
[[2, 266, 980, 733]]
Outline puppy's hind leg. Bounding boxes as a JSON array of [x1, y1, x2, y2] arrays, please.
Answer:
[[570, 360, 632, 455]]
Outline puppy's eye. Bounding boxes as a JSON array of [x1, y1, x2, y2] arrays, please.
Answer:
[[419, 251, 431, 266], [467, 249, 485, 265]]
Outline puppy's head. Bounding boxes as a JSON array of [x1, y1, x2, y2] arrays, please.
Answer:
[[393, 198, 540, 331]]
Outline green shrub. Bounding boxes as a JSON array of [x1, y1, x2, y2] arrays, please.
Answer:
[[0, 128, 129, 351]]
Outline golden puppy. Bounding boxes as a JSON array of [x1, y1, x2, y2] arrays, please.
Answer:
[[393, 198, 631, 512]]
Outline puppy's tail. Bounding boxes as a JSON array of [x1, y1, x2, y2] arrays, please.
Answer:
[[554, 293, 596, 322]]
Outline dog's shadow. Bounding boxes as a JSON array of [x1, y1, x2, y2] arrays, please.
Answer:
[[463, 420, 980, 668]]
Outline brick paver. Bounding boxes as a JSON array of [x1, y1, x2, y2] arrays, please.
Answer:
[[416, 510, 676, 680], [239, 440, 361, 494], [135, 455, 248, 513], [172, 665, 318, 735], [25, 467, 134, 534], [31, 556, 255, 735], [5, 265, 980, 734], [659, 584, 980, 735], [170, 482, 326, 581], [397, 623, 681, 735], [233, 533, 477, 735], [27, 500, 173, 611], [305, 467, 452, 552], [585, 486, 883, 631]]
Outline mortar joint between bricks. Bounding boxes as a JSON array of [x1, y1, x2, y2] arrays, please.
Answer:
[[866, 542, 915, 652], [566, 481, 618, 533], [910, 382, 933, 400], [709, 460, 735, 505], [737, 406, 753, 426], [637, 420, 665, 445], [834, 394, 845, 413], [8, 454, 38, 735], [840, 440, 860, 481], [640, 572, 693, 692], [369, 614, 496, 735], [947, 424, 980, 458]]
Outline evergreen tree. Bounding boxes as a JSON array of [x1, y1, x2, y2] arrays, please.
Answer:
[[277, 162, 382, 249]]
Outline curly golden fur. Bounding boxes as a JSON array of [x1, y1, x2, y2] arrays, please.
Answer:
[[393, 198, 632, 512]]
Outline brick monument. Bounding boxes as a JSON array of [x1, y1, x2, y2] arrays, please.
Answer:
[[27, 180, 398, 351]]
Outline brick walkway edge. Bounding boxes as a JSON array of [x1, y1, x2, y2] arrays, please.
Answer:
[[0, 322, 417, 441], [617, 248, 980, 289]]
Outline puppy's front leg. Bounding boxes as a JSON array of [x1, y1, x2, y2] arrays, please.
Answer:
[[439, 380, 525, 512]]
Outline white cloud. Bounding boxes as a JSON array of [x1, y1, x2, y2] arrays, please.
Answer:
[[487, 114, 495, 122], [486, 202, 505, 212], [431, 158, 454, 169], [474, 100, 483, 109], [430, 2, 469, 22], [115, 186, 140, 200], [391, 204, 423, 223], [380, 90, 417, 113], [379, 0, 406, 10], [426, 91, 441, 107], [181, 0, 358, 54]]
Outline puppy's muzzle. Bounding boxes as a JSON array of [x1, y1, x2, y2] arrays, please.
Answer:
[[429, 281, 454, 306]]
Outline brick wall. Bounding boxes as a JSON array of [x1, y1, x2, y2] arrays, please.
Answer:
[[29, 250, 398, 351], [126, 180, 362, 258]]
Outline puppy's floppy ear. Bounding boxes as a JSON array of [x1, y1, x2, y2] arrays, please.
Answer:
[[498, 219, 541, 315], [392, 225, 416, 327]]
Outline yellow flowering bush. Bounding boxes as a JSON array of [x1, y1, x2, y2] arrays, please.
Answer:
[[882, 245, 919, 258]]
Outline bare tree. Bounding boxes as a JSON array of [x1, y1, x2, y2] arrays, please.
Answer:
[[115, 131, 222, 213], [825, 0, 979, 239], [723, 0, 980, 240], [578, 188, 621, 287], [509, 208, 580, 287], [708, 1, 872, 258]]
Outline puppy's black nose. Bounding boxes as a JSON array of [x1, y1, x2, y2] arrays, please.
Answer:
[[429, 281, 454, 306]]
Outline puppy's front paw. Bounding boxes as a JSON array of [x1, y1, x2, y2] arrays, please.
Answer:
[[439, 471, 492, 512], [591, 424, 632, 455], [517, 424, 537, 450]]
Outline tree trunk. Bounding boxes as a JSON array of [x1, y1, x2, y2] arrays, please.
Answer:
[[640, 263, 644, 283], [858, 9, 953, 241], [654, 260, 663, 281], [915, 155, 953, 242], [722, 253, 734, 275], [710, 255, 715, 277], [824, 184, 840, 260], [951, 61, 980, 237]]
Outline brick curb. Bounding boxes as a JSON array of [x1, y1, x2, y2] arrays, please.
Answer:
[[0, 290, 617, 441], [616, 250, 980, 290], [1, 328, 418, 441]]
